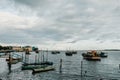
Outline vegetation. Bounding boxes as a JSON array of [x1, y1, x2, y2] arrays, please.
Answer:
[[0, 45, 12, 50]]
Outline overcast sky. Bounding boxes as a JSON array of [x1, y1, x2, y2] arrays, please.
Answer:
[[0, 0, 120, 50]]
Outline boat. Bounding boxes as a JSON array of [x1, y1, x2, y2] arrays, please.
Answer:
[[98, 52, 108, 58], [51, 51, 60, 54], [22, 61, 53, 70], [65, 51, 73, 56], [32, 66, 55, 73], [71, 51, 77, 54], [82, 51, 101, 61], [23, 61, 53, 66], [22, 65, 42, 70]]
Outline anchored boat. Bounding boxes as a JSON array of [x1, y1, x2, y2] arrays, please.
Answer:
[[51, 51, 60, 54], [22, 61, 53, 70], [82, 51, 101, 61], [65, 51, 73, 56], [98, 52, 108, 58], [32, 66, 55, 73]]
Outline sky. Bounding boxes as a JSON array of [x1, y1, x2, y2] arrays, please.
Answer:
[[0, 0, 120, 50]]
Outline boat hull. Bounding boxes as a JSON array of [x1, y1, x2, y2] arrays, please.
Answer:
[[32, 66, 55, 73], [84, 57, 101, 61]]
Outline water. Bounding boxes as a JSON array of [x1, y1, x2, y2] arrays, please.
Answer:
[[0, 51, 120, 80]]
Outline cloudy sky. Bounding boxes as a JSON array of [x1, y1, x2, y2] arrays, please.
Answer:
[[0, 0, 120, 50]]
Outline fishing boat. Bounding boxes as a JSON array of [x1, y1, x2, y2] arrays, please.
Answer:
[[98, 52, 108, 58], [82, 51, 101, 61], [32, 66, 55, 73], [71, 51, 77, 54], [51, 51, 60, 54], [65, 51, 73, 56]]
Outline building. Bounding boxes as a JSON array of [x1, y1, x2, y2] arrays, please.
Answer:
[[12, 46, 23, 52]]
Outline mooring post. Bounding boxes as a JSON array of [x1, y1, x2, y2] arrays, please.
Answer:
[[8, 53, 11, 73], [59, 59, 62, 73], [119, 64, 120, 69], [81, 61, 83, 78], [35, 55, 37, 64]]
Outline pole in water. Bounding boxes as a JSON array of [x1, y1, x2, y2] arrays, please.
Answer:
[[59, 59, 62, 73], [8, 53, 11, 73], [81, 61, 83, 77], [119, 64, 120, 69], [35, 55, 37, 64]]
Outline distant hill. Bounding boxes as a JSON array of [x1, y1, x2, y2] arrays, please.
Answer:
[[104, 49, 120, 51]]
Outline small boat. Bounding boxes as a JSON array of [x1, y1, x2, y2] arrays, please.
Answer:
[[65, 51, 73, 56], [22, 65, 42, 70], [51, 51, 60, 54], [32, 66, 55, 73], [82, 51, 101, 61], [22, 61, 53, 70], [23, 61, 53, 66], [71, 51, 77, 54], [98, 52, 108, 58]]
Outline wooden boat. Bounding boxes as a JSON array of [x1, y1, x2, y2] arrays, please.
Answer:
[[82, 51, 101, 61], [32, 66, 55, 73]]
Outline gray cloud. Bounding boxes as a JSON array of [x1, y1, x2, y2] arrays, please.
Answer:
[[0, 0, 120, 49]]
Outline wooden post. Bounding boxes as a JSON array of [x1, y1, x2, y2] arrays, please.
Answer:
[[46, 49, 48, 62], [41, 50, 43, 62], [43, 51, 44, 62], [119, 64, 120, 69], [81, 61, 83, 77], [8, 53, 11, 73], [35, 55, 37, 64], [59, 59, 62, 73]]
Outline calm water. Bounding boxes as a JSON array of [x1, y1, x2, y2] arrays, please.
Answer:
[[0, 51, 120, 80]]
